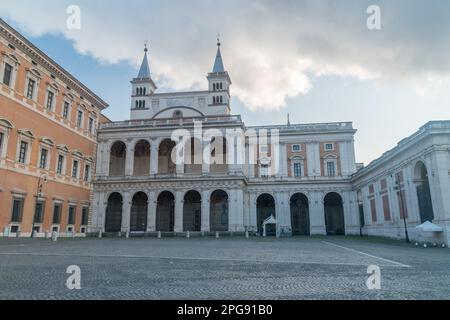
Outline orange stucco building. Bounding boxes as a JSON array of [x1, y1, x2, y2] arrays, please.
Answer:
[[0, 19, 109, 237]]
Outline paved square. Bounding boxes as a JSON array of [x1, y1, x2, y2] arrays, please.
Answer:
[[0, 236, 449, 299]]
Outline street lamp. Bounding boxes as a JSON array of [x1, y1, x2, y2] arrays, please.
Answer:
[[393, 174, 409, 243], [31, 173, 47, 238]]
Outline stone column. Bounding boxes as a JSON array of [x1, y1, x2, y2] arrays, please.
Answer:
[[125, 141, 134, 176], [275, 191, 290, 235], [201, 190, 210, 232], [121, 192, 131, 233], [174, 191, 184, 232], [103, 144, 110, 177], [147, 191, 156, 231], [234, 188, 244, 231], [404, 165, 419, 223], [309, 191, 326, 235], [249, 193, 257, 232], [150, 143, 159, 175], [429, 151, 450, 222], [90, 191, 104, 233], [343, 190, 359, 235], [202, 140, 210, 176]]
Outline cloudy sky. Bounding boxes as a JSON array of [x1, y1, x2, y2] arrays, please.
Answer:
[[1, 0, 450, 165]]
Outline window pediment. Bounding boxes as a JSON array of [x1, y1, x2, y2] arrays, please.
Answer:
[[2, 52, 20, 65], [0, 118, 14, 129], [39, 137, 55, 147], [72, 150, 84, 158], [289, 155, 305, 161], [56, 144, 70, 153], [322, 153, 338, 159], [17, 129, 35, 139], [26, 68, 42, 79]]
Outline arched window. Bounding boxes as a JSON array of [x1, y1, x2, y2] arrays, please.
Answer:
[[138, 101, 142, 108], [136, 88, 139, 96], [173, 110, 183, 118], [213, 83, 216, 91], [213, 96, 216, 104], [142, 100, 145, 108], [135, 101, 138, 108], [143, 87, 146, 95], [219, 82, 223, 90]]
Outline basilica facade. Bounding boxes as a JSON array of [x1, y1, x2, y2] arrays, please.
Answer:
[[90, 42, 450, 245]]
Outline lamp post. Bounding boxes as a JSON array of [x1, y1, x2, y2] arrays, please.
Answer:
[[393, 174, 409, 243], [31, 173, 47, 238]]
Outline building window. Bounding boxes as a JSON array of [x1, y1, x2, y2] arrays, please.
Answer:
[[57, 154, 65, 175], [68, 205, 76, 225], [382, 195, 391, 221], [259, 145, 268, 153], [84, 164, 90, 182], [293, 162, 302, 177], [77, 110, 83, 128], [3, 63, 12, 86], [326, 161, 336, 176], [39, 148, 48, 169], [46, 91, 54, 110], [52, 203, 62, 224], [34, 201, 45, 223], [88, 118, 94, 133], [292, 144, 301, 152], [26, 78, 35, 100], [0, 132, 4, 156], [370, 199, 377, 222], [173, 110, 183, 118], [81, 207, 89, 225], [62, 101, 70, 119], [325, 143, 334, 151], [11, 198, 24, 222], [72, 160, 79, 178], [18, 141, 28, 164], [260, 164, 269, 177]]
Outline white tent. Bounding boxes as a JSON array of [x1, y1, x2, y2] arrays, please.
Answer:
[[414, 221, 444, 245], [415, 221, 444, 232]]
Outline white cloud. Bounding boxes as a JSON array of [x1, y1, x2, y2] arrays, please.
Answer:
[[2, 0, 450, 110]]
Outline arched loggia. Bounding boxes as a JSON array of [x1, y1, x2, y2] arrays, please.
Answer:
[[256, 193, 276, 236], [210, 190, 228, 231], [414, 161, 435, 223], [130, 192, 148, 232], [183, 190, 201, 231], [324, 192, 345, 235], [105, 192, 123, 232], [290, 193, 310, 235]]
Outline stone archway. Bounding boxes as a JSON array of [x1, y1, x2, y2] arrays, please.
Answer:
[[324, 192, 345, 235], [256, 193, 276, 236], [133, 140, 150, 176], [290, 193, 310, 235], [183, 190, 201, 231], [158, 139, 176, 174], [210, 190, 228, 231], [130, 192, 148, 232], [414, 161, 434, 223], [109, 141, 126, 176], [156, 191, 175, 231], [105, 192, 123, 232]]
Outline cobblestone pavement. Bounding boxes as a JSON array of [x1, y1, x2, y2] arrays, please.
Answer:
[[0, 236, 448, 300]]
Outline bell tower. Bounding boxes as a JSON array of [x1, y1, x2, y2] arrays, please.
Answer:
[[131, 43, 157, 111], [207, 36, 231, 111]]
